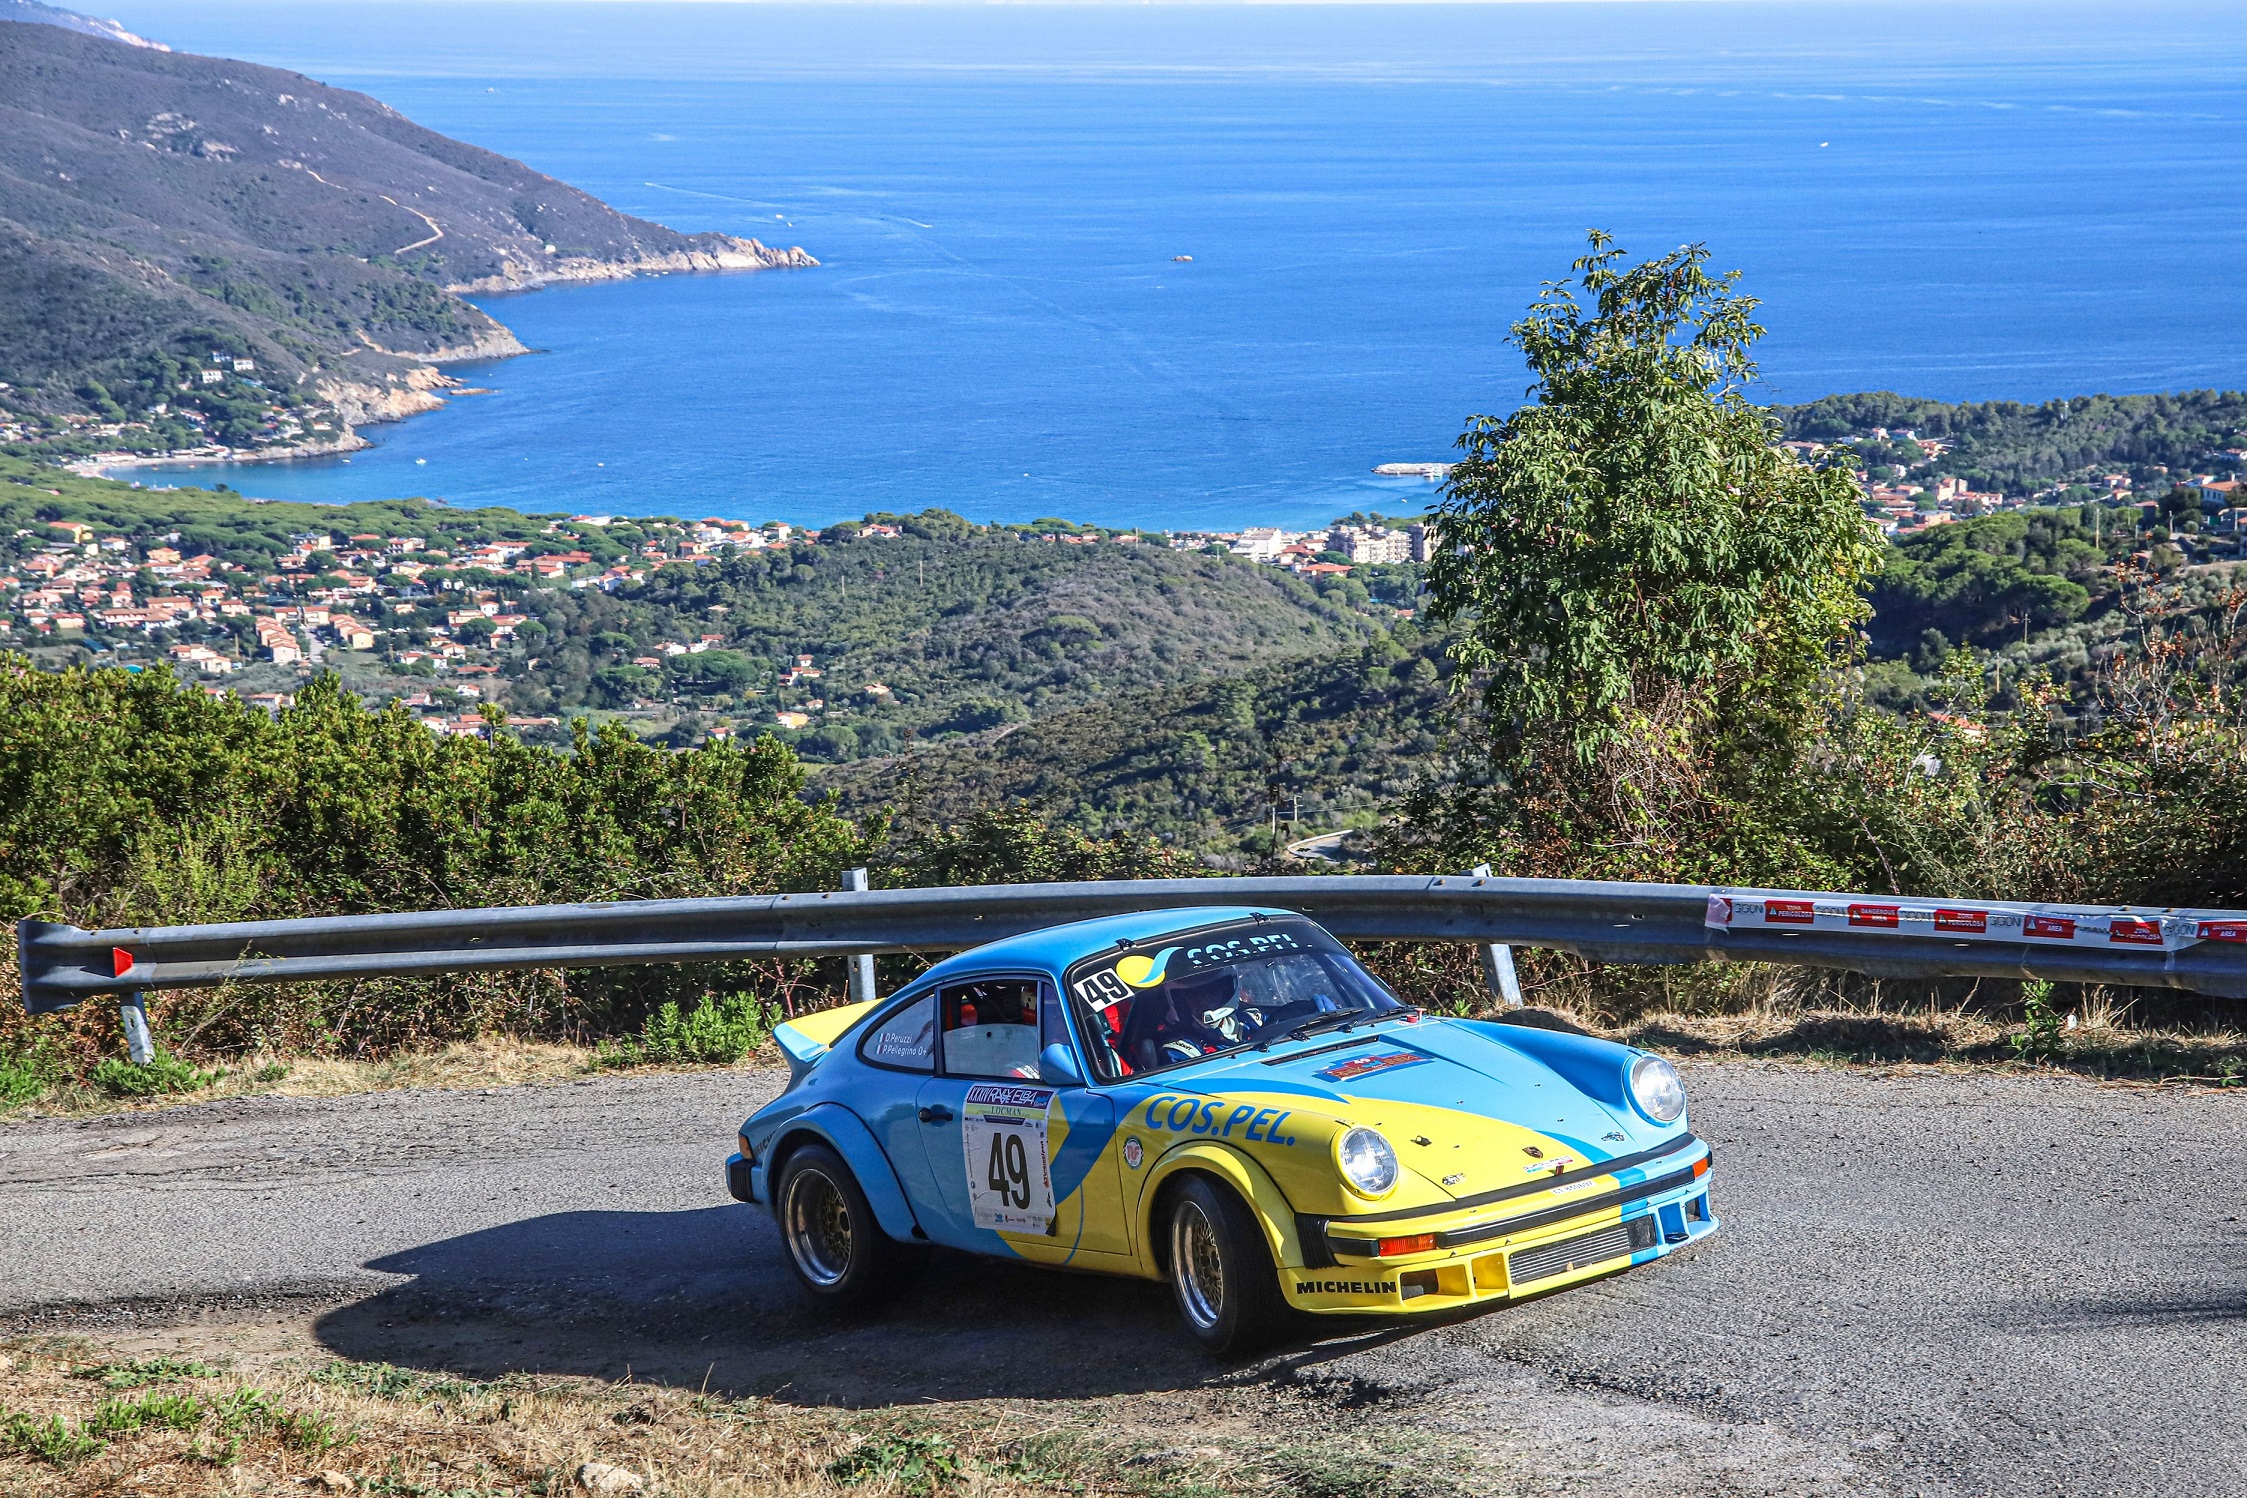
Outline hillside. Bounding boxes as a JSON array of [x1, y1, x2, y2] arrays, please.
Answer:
[[1775, 389, 2247, 497], [0, 22, 811, 457], [0, 478, 1395, 757], [2, 0, 162, 51], [10, 433, 2235, 861], [511, 518, 1385, 748], [816, 630, 1457, 861]]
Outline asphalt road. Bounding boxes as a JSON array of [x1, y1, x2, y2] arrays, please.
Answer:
[[2, 1062, 2241, 1497]]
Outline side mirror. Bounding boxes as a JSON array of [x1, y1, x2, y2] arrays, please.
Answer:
[[1037, 1042, 1084, 1087]]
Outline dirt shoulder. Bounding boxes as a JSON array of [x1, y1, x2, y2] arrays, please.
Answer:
[[10, 1002, 2242, 1129]]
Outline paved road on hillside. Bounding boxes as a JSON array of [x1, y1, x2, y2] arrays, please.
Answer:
[[3, 1063, 2242, 1497]]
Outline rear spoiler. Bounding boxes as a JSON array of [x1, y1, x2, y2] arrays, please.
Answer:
[[771, 997, 879, 1084]]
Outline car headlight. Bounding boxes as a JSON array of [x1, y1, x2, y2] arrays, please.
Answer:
[[1336, 1126, 1400, 1198], [1628, 1054, 1686, 1124]]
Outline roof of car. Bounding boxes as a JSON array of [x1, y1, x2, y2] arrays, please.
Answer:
[[914, 905, 1301, 985]]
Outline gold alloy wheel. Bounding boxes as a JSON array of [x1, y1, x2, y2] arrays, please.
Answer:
[[1171, 1197, 1227, 1331], [784, 1166, 854, 1287]]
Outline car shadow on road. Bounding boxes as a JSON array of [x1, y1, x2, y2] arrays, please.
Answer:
[[312, 1205, 1415, 1406]]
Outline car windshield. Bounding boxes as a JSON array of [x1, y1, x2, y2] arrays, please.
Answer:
[[1062, 916, 1402, 1082]]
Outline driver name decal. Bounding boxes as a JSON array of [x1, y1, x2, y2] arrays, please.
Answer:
[[961, 1083, 1056, 1233]]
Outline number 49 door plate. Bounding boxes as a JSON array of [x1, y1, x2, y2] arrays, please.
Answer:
[[961, 1083, 1055, 1232]]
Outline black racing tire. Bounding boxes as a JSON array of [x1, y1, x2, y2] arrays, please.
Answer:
[[1163, 1173, 1293, 1357], [773, 1142, 916, 1309]]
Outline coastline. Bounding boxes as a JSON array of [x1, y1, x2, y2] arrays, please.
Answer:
[[72, 240, 817, 479]]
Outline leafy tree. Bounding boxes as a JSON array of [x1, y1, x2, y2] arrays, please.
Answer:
[[1427, 232, 1883, 765]]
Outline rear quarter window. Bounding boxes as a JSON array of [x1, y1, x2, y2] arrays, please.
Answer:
[[860, 993, 936, 1072]]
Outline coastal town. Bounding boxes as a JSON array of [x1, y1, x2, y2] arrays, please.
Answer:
[[0, 484, 1432, 743], [1782, 427, 2246, 535], [5, 408, 2243, 747]]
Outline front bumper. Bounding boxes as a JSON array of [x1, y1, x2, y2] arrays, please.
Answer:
[[725, 1151, 757, 1205], [1283, 1140, 1717, 1315]]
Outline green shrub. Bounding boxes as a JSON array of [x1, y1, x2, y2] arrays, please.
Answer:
[[90, 1050, 220, 1098], [87, 1392, 203, 1435], [600, 992, 769, 1068], [0, 664, 873, 1057], [0, 1046, 57, 1107], [309, 1362, 418, 1399], [2, 1410, 105, 1464], [212, 1388, 280, 1433], [274, 1409, 350, 1453], [2011, 980, 2067, 1063], [77, 1356, 219, 1390], [828, 1431, 964, 1495]]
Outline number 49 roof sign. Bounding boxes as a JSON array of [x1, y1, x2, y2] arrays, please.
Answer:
[[1706, 893, 2247, 952]]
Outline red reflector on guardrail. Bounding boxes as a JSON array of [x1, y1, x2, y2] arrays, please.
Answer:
[[111, 948, 133, 978]]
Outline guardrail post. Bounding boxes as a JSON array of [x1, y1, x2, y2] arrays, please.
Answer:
[[1469, 865, 1524, 1008], [843, 868, 878, 1006], [118, 991, 155, 1065]]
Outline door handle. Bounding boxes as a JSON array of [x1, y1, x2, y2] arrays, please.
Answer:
[[918, 1105, 954, 1124]]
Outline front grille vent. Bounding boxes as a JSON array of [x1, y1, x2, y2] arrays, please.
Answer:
[[1508, 1217, 1656, 1287]]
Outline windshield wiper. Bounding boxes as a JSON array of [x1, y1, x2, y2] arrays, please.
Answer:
[[1260, 1006, 1421, 1051], [1278, 1010, 1371, 1046]]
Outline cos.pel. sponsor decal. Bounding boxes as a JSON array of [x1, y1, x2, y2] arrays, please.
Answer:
[[1141, 1095, 1297, 1146]]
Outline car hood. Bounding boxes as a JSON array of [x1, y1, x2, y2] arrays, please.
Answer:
[[1155, 1018, 1658, 1203]]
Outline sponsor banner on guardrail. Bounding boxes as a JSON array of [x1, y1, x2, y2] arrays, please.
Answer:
[[1705, 893, 2247, 952]]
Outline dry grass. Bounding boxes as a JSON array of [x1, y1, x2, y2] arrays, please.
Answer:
[[0, 1336, 1481, 1498], [1373, 942, 2247, 1088], [1, 1037, 772, 1122], [1536, 1003, 2247, 1087]]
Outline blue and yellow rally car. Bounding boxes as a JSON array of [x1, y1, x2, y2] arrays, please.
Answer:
[[726, 907, 1716, 1353]]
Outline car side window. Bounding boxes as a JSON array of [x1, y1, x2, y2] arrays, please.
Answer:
[[860, 993, 936, 1072], [939, 979, 1043, 1080]]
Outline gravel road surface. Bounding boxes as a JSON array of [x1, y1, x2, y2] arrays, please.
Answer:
[[2, 1062, 2241, 1496]]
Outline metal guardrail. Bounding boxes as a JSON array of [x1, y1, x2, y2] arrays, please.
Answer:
[[20, 875, 2247, 1030]]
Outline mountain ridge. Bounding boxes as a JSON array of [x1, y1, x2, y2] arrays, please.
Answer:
[[0, 22, 812, 459], [0, 0, 163, 51]]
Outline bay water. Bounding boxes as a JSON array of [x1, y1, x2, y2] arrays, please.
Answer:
[[101, 2, 2247, 529]]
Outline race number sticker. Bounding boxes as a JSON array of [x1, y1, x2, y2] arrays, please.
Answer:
[[962, 1083, 1055, 1232]]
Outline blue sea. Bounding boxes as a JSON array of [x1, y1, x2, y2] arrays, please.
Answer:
[[99, 2, 2247, 530]]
